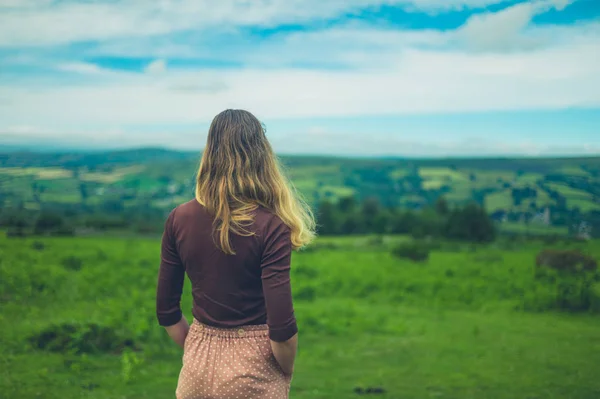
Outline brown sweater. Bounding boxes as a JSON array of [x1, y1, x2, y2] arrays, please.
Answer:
[[156, 200, 298, 342]]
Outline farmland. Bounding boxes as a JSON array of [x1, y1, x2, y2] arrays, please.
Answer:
[[1, 149, 599, 238]]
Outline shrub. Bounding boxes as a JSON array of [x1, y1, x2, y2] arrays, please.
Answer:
[[61, 256, 83, 271], [535, 249, 597, 274], [295, 286, 316, 302], [31, 241, 45, 251], [529, 249, 600, 312], [391, 241, 430, 262], [29, 323, 136, 354], [300, 242, 339, 253], [6, 228, 27, 238], [366, 235, 385, 247]]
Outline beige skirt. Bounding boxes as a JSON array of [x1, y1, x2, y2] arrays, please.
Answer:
[[176, 319, 291, 399]]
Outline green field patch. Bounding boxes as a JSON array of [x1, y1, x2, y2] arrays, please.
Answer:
[[470, 170, 516, 182], [23, 202, 41, 210], [288, 165, 341, 180], [446, 183, 473, 202], [40, 192, 82, 204], [499, 222, 569, 236], [418, 168, 466, 191], [80, 165, 145, 184], [546, 182, 593, 200], [422, 179, 446, 190], [485, 190, 513, 212], [390, 169, 410, 179], [515, 172, 543, 184], [568, 198, 600, 212], [320, 185, 355, 198], [419, 167, 467, 181], [556, 166, 590, 177]]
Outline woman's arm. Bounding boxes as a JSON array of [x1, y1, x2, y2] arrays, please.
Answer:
[[271, 333, 298, 376], [165, 316, 190, 348], [261, 218, 299, 376], [156, 208, 187, 346]]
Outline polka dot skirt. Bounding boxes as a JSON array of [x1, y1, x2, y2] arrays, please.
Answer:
[[176, 319, 292, 399]]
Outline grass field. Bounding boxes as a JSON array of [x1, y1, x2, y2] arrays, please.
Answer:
[[1, 233, 599, 398]]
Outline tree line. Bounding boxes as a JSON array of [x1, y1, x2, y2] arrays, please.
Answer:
[[316, 196, 496, 243]]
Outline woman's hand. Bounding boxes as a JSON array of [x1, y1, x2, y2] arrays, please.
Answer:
[[165, 316, 190, 349], [271, 333, 298, 376]]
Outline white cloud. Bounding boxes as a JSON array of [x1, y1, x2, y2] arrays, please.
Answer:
[[1, 35, 598, 128], [0, 0, 597, 145], [0, 0, 506, 47], [57, 62, 108, 75], [457, 0, 577, 51], [144, 59, 168, 74]]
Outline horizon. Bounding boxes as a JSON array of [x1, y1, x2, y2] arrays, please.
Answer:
[[2, 143, 599, 161], [1, 0, 599, 156]]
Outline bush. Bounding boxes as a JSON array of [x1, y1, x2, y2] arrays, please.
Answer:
[[391, 241, 430, 262], [300, 242, 339, 253], [6, 228, 27, 238], [61, 256, 83, 271], [366, 235, 385, 247], [31, 241, 45, 251], [29, 323, 136, 354], [529, 249, 600, 312], [295, 286, 317, 301], [535, 249, 597, 274]]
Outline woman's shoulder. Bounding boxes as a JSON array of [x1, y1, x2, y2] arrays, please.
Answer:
[[254, 206, 290, 233], [169, 199, 205, 220]]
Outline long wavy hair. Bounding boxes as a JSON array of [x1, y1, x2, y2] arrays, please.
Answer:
[[195, 109, 316, 255]]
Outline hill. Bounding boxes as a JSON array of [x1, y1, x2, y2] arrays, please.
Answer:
[[0, 148, 599, 236]]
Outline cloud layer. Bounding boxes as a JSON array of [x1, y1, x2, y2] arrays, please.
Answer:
[[0, 0, 598, 155]]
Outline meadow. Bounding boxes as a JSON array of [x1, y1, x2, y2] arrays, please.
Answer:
[[1, 233, 599, 398]]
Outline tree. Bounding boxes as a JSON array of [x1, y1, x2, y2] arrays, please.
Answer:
[[340, 214, 364, 235], [34, 211, 65, 235], [435, 196, 449, 216], [390, 210, 418, 234], [5, 212, 28, 237], [316, 200, 339, 235], [373, 211, 391, 234], [338, 196, 356, 213], [445, 203, 496, 243], [361, 197, 381, 232]]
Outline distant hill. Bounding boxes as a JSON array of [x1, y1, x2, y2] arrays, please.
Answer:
[[1, 148, 598, 233]]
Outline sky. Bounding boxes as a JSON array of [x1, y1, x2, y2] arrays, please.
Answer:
[[0, 0, 599, 157]]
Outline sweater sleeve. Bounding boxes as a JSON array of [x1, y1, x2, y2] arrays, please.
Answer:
[[156, 208, 185, 327], [260, 217, 298, 342]]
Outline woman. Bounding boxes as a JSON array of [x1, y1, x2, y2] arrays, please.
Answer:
[[156, 109, 316, 399]]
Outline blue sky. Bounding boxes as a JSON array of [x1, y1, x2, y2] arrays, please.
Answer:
[[0, 0, 599, 156]]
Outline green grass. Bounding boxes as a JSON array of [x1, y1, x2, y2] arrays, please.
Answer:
[[2, 234, 600, 398], [568, 198, 600, 212], [389, 168, 410, 179], [499, 222, 569, 236], [419, 167, 467, 181], [485, 190, 513, 212], [515, 172, 543, 184], [546, 183, 593, 200], [423, 179, 446, 190], [556, 166, 590, 177]]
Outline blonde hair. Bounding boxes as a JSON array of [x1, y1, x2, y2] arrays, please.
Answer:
[[195, 109, 316, 255]]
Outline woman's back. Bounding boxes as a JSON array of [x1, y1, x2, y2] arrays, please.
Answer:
[[157, 199, 297, 342], [155, 109, 315, 398]]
